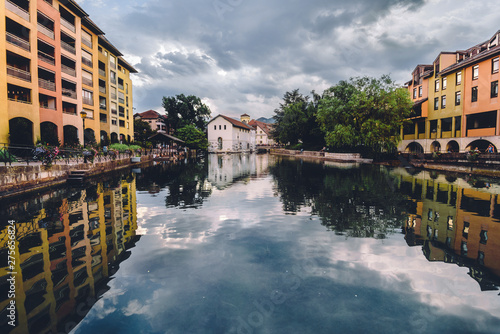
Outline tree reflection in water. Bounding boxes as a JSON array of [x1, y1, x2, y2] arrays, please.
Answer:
[[269, 157, 411, 238]]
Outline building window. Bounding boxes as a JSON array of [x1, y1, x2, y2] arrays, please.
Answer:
[[219, 125, 221, 130], [493, 57, 499, 73], [435, 79, 440, 92], [456, 72, 462, 85], [224, 125, 226, 130], [472, 86, 478, 102], [473, 65, 479, 80], [434, 97, 439, 110], [413, 88, 417, 99], [491, 81, 498, 98], [455, 91, 461, 105], [419, 86, 423, 97], [442, 77, 447, 90], [441, 95, 446, 109], [214, 125, 216, 130]]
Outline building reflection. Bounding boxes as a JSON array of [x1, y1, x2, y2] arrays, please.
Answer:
[[208, 153, 272, 189], [395, 170, 500, 292], [0, 174, 139, 334]]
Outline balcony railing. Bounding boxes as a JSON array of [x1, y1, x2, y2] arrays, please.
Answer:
[[5, 0, 30, 21], [118, 84, 124, 90], [99, 69, 106, 77], [83, 97, 93, 105], [62, 88, 77, 99], [8, 97, 31, 104], [61, 64, 76, 77], [110, 77, 116, 85], [37, 23, 55, 39], [110, 93, 117, 100], [7, 65, 31, 82], [40, 102, 56, 110], [60, 18, 76, 33], [82, 77, 93, 87], [82, 57, 93, 68], [61, 41, 76, 54], [82, 38, 92, 49], [111, 109, 117, 115], [38, 50, 55, 65], [6, 32, 30, 51], [63, 109, 76, 115], [38, 78, 56, 91], [99, 86, 106, 94], [118, 98, 125, 104]]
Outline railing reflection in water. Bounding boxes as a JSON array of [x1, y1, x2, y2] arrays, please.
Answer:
[[0, 173, 139, 334]]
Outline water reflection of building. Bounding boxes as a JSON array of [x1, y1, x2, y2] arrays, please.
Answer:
[[208, 154, 271, 189], [0, 176, 139, 334], [395, 169, 500, 291]]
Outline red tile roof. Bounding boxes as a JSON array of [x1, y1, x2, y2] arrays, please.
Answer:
[[209, 115, 253, 130], [248, 120, 273, 136], [137, 110, 161, 119]]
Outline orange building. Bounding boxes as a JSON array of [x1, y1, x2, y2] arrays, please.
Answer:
[[401, 30, 500, 154], [1, 0, 137, 147]]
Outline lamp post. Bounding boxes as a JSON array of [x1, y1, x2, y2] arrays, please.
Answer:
[[80, 111, 87, 163]]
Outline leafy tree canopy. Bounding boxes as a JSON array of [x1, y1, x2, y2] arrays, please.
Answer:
[[271, 89, 324, 148], [175, 124, 209, 151], [134, 119, 156, 144], [317, 75, 412, 153], [162, 94, 211, 131]]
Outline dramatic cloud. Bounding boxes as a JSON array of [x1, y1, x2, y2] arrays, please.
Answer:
[[77, 0, 500, 119]]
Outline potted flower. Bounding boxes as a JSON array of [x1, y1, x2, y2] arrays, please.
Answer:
[[33, 143, 59, 168]]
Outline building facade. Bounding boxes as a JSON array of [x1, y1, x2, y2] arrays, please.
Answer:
[[134, 109, 169, 134], [207, 115, 254, 153], [400, 30, 500, 153], [1, 0, 137, 147], [248, 119, 275, 146]]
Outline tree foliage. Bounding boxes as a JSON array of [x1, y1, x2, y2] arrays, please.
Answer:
[[271, 89, 324, 148], [134, 119, 156, 144], [316, 75, 412, 153], [162, 94, 211, 131], [175, 125, 209, 151]]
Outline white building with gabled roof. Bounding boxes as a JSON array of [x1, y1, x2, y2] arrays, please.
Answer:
[[207, 115, 255, 153]]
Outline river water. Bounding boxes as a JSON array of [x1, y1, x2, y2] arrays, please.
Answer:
[[1, 154, 500, 334]]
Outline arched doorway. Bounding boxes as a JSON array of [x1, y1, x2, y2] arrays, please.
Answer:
[[446, 140, 459, 153], [63, 125, 79, 147], [9, 117, 33, 147], [431, 141, 441, 152], [119, 134, 125, 143], [84, 128, 96, 145], [127, 135, 131, 144], [40, 122, 59, 146], [111, 132, 118, 144], [218, 137, 223, 150], [100, 131, 109, 146], [405, 142, 424, 154], [466, 139, 496, 152]]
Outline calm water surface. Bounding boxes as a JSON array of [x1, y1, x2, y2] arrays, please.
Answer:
[[1, 154, 500, 334]]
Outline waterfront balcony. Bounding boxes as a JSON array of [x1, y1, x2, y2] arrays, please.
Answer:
[[61, 41, 76, 55], [82, 76, 93, 87], [59, 6, 76, 33], [37, 12, 55, 39], [61, 64, 76, 77], [38, 50, 55, 65], [6, 18, 30, 51], [63, 101, 77, 115], [6, 32, 30, 51], [61, 32, 76, 54], [62, 88, 76, 99], [5, 0, 30, 22], [82, 57, 93, 68], [83, 97, 93, 106], [39, 94, 56, 110], [8, 83, 31, 104], [7, 65, 31, 82], [82, 37, 92, 49], [38, 78, 55, 91], [60, 17, 75, 33]]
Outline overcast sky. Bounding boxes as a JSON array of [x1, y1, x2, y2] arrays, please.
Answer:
[[77, 0, 500, 119]]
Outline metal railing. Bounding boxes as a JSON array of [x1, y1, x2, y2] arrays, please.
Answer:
[[61, 41, 76, 54], [60, 18, 76, 33], [37, 23, 55, 39], [6, 32, 30, 51], [5, 0, 30, 21], [99, 86, 106, 94], [82, 57, 93, 68], [7, 65, 31, 82], [82, 77, 93, 87], [38, 50, 56, 65], [38, 78, 56, 91], [82, 38, 92, 48], [61, 64, 76, 77]]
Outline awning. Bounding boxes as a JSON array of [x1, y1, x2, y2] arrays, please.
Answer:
[[148, 132, 185, 143]]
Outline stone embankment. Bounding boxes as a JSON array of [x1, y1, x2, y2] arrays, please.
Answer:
[[269, 149, 373, 163], [0, 156, 153, 199]]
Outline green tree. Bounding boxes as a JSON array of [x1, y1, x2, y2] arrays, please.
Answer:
[[134, 119, 155, 144], [271, 89, 324, 148], [175, 124, 209, 151], [162, 94, 211, 131], [317, 75, 412, 154]]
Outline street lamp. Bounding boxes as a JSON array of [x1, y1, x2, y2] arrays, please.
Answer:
[[80, 111, 87, 163]]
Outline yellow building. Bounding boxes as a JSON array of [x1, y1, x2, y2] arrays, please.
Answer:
[[0, 0, 137, 147]]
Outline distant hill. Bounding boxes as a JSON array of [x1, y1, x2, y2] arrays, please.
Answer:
[[256, 117, 275, 124]]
